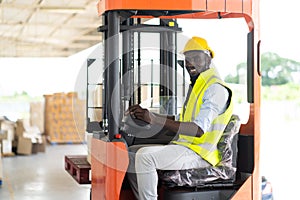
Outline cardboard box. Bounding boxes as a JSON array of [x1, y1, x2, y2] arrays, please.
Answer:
[[44, 92, 86, 141], [16, 119, 26, 138], [17, 137, 33, 155], [2, 140, 13, 155], [0, 130, 8, 140], [38, 136, 47, 153], [30, 101, 45, 134], [0, 130, 8, 155], [92, 85, 102, 107], [17, 135, 46, 155], [88, 108, 102, 122], [16, 119, 41, 137], [0, 120, 15, 155], [0, 120, 16, 141], [16, 120, 45, 155]]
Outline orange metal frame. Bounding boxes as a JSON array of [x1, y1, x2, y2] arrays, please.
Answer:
[[92, 0, 261, 199], [97, 0, 252, 17], [91, 139, 129, 200]]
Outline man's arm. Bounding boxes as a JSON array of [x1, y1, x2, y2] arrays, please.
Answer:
[[153, 115, 204, 137], [153, 113, 175, 120], [127, 84, 229, 138], [127, 105, 204, 137]]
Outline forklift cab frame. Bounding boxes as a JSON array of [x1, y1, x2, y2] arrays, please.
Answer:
[[89, 0, 261, 199]]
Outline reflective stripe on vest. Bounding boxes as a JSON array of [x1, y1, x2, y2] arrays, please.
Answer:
[[173, 68, 233, 166]]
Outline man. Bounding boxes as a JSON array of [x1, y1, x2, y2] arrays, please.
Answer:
[[126, 36, 233, 200]]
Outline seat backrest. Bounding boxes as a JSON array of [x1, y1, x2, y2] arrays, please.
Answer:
[[217, 114, 240, 168]]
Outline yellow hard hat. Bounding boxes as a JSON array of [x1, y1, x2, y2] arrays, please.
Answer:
[[182, 36, 215, 58]]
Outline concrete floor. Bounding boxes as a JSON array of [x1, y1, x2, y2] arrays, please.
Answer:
[[0, 144, 91, 200]]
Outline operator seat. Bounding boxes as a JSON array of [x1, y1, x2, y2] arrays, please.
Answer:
[[157, 115, 241, 199]]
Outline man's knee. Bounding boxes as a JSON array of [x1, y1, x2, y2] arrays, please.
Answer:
[[136, 148, 154, 170]]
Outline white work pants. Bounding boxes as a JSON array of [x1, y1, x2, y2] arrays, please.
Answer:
[[127, 144, 210, 200]]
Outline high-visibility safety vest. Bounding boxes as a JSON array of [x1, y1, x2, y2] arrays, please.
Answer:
[[173, 67, 233, 166]]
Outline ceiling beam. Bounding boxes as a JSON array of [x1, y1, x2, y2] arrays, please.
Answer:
[[0, 46, 79, 57], [73, 35, 101, 41], [0, 0, 102, 57], [0, 21, 100, 29], [0, 36, 98, 51], [0, 3, 87, 11]]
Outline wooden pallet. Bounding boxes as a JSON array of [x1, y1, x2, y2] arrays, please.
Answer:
[[64, 155, 91, 184]]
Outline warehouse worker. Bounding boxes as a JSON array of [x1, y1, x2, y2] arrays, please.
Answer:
[[126, 36, 233, 200]]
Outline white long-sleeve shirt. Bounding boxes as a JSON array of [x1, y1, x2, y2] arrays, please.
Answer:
[[177, 83, 229, 132]]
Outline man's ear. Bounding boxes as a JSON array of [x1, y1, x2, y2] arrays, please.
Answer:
[[205, 55, 211, 66]]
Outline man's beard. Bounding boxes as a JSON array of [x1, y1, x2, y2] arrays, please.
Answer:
[[190, 74, 199, 87]]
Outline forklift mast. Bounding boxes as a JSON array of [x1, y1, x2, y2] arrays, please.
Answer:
[[90, 0, 261, 199]]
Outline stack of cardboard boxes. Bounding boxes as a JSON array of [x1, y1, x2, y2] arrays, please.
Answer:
[[0, 117, 45, 156], [0, 119, 15, 156], [0, 129, 7, 185], [0, 91, 86, 155], [44, 92, 86, 144], [16, 119, 46, 155], [30, 101, 45, 136]]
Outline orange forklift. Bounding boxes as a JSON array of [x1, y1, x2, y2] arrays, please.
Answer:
[[88, 0, 261, 199]]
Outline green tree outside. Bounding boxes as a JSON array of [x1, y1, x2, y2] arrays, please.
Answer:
[[225, 52, 300, 86]]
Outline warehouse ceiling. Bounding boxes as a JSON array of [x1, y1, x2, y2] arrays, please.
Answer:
[[0, 0, 102, 57]]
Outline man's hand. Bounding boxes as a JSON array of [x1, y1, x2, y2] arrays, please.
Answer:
[[126, 104, 155, 124], [126, 105, 204, 137]]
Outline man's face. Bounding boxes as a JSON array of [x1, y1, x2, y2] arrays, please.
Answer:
[[184, 51, 210, 77]]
